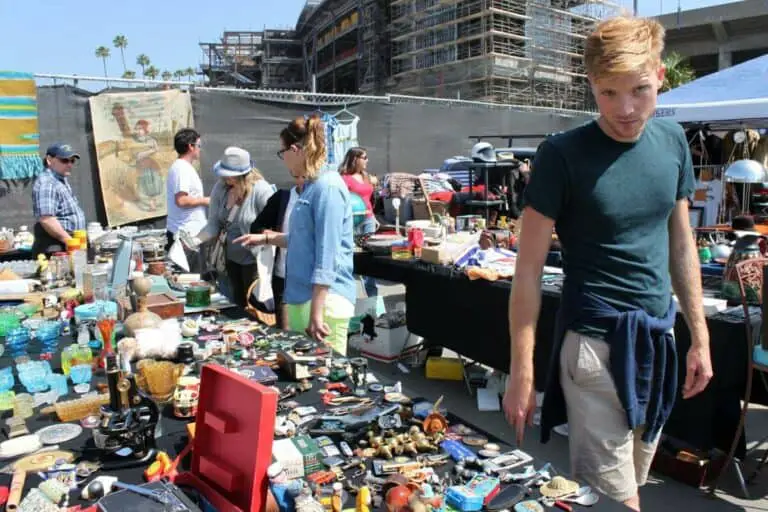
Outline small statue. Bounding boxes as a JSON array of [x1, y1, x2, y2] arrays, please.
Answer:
[[356, 486, 372, 512], [267, 462, 302, 512], [331, 482, 343, 512]]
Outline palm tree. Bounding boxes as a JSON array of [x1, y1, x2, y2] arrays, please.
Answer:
[[113, 35, 128, 72], [185, 67, 196, 83], [174, 70, 185, 81], [144, 66, 159, 81], [136, 54, 150, 76], [661, 52, 696, 92], [122, 70, 136, 79], [161, 70, 173, 82], [95, 46, 111, 78]]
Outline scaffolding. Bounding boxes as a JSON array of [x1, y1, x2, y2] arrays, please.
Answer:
[[200, 30, 303, 89], [262, 30, 304, 90], [390, 0, 619, 109], [200, 31, 264, 87]]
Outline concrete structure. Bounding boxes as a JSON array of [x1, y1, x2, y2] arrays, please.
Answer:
[[658, 0, 768, 78], [200, 30, 303, 89], [297, 0, 391, 95]]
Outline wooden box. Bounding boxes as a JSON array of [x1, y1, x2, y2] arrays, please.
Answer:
[[145, 293, 184, 319]]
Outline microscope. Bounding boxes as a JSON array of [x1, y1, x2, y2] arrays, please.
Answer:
[[91, 352, 160, 467]]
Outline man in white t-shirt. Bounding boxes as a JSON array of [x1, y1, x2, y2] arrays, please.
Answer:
[[166, 128, 209, 271]]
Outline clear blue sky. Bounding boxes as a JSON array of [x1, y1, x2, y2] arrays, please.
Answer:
[[0, 0, 738, 80]]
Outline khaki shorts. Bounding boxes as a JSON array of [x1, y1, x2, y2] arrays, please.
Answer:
[[560, 330, 661, 503]]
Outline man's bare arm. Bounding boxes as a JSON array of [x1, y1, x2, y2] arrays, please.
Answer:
[[509, 207, 557, 373], [668, 199, 708, 346], [175, 192, 210, 208], [38, 216, 72, 244]]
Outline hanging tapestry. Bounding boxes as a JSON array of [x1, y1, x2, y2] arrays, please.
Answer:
[[89, 89, 194, 226], [0, 71, 43, 180]]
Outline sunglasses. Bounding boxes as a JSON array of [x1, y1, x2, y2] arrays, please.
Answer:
[[57, 157, 78, 165], [276, 148, 287, 160]]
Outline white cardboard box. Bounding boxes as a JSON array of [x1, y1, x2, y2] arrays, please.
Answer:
[[349, 324, 423, 362]]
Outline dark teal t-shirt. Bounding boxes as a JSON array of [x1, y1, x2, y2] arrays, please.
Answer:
[[524, 118, 695, 337]]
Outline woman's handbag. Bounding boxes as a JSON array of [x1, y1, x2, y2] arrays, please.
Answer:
[[205, 204, 240, 277]]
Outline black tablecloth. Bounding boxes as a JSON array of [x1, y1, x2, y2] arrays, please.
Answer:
[[354, 252, 765, 459], [1, 324, 629, 511], [0, 336, 192, 508]]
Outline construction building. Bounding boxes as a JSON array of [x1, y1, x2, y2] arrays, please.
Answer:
[[390, 0, 618, 109], [200, 30, 303, 89], [201, 0, 619, 108], [297, 0, 392, 94]]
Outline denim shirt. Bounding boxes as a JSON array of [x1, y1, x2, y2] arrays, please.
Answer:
[[283, 171, 357, 306], [540, 283, 678, 445]]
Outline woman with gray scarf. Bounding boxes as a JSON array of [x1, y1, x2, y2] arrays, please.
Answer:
[[194, 147, 274, 306]]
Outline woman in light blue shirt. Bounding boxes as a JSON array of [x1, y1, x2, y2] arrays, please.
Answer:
[[235, 115, 356, 354]]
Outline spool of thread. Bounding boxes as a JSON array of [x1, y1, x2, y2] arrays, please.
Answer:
[[177, 342, 196, 363]]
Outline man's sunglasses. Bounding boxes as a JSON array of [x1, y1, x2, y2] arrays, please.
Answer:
[[57, 157, 78, 165]]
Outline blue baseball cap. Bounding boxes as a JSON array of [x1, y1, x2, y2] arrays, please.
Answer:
[[45, 143, 80, 160]]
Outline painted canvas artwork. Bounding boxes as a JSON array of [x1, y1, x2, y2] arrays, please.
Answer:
[[89, 89, 194, 226]]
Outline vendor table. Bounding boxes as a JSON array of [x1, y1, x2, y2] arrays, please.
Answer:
[[354, 252, 764, 459], [0, 324, 630, 511]]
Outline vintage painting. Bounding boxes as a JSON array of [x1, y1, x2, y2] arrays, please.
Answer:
[[89, 89, 194, 226]]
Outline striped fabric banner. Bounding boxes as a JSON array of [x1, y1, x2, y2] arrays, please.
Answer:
[[0, 71, 43, 179]]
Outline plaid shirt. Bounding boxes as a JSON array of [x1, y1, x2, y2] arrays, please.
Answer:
[[32, 168, 86, 233]]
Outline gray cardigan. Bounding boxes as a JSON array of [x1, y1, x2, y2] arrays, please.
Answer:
[[199, 178, 274, 264]]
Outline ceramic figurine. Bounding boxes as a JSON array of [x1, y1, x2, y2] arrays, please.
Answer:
[[267, 462, 302, 512], [355, 486, 371, 512], [331, 482, 343, 512]]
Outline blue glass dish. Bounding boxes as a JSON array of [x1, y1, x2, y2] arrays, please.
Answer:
[[18, 364, 48, 393], [69, 364, 92, 386], [0, 367, 14, 392], [46, 373, 69, 396], [35, 320, 61, 354], [5, 327, 30, 358]]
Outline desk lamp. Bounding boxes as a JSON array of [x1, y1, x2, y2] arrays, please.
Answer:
[[724, 159, 768, 216], [392, 197, 401, 235]]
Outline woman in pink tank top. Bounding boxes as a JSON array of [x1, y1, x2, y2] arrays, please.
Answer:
[[339, 147, 378, 297]]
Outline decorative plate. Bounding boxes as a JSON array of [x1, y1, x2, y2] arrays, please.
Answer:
[[36, 423, 83, 444]]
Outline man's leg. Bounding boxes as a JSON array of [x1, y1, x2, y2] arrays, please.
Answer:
[[560, 331, 660, 511]]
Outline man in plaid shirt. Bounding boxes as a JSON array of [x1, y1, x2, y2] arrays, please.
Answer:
[[32, 143, 86, 256]]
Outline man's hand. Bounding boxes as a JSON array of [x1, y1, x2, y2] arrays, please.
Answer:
[[682, 342, 713, 399], [502, 367, 537, 446]]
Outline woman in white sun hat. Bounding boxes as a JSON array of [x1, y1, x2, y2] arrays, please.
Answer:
[[195, 146, 275, 306]]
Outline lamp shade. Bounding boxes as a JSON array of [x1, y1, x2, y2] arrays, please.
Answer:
[[724, 159, 768, 184]]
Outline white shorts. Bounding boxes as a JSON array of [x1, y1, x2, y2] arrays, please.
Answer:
[[559, 330, 661, 503]]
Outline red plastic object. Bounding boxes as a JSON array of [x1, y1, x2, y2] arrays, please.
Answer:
[[176, 364, 279, 512], [0, 485, 8, 505]]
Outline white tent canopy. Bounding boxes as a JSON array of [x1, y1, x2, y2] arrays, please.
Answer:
[[655, 54, 768, 124]]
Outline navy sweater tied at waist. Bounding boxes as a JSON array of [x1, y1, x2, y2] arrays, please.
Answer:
[[540, 285, 678, 444]]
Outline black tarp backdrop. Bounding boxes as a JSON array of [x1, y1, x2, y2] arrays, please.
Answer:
[[1, 86, 592, 229]]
